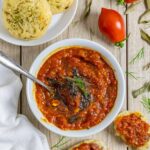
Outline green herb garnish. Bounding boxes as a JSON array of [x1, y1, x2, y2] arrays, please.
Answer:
[[66, 68, 91, 110], [125, 71, 140, 80], [129, 47, 144, 65], [141, 97, 150, 112], [132, 82, 150, 98], [140, 29, 150, 44], [51, 136, 70, 150], [65, 76, 89, 97]]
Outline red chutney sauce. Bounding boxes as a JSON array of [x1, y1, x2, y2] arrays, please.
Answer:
[[72, 143, 102, 150], [35, 46, 117, 130], [115, 113, 150, 148]]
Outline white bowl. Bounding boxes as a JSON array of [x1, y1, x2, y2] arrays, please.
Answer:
[[26, 39, 125, 137]]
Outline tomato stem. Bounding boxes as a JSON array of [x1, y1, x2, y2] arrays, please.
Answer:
[[115, 33, 130, 48], [117, 0, 125, 5], [115, 42, 124, 48]]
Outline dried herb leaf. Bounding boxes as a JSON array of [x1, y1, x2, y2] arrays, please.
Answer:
[[145, 0, 150, 9], [129, 47, 144, 64], [141, 97, 150, 113], [72, 0, 92, 26], [143, 62, 150, 70], [138, 10, 150, 24], [82, 0, 93, 19], [125, 1, 141, 14], [132, 81, 150, 98], [140, 29, 150, 44]]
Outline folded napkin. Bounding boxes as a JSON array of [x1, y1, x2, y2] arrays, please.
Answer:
[[0, 64, 50, 150]]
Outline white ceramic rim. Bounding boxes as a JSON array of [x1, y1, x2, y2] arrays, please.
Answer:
[[0, 0, 78, 46], [26, 38, 125, 137]]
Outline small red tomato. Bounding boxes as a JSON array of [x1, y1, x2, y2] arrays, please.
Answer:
[[117, 0, 137, 4], [98, 8, 126, 43], [125, 0, 137, 3]]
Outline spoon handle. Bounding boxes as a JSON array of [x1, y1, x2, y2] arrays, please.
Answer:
[[0, 51, 51, 92]]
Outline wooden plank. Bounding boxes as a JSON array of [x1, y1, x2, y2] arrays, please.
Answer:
[[127, 1, 150, 150], [0, 40, 20, 63]]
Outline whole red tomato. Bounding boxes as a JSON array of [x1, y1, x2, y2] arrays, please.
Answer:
[[98, 8, 126, 43], [117, 0, 137, 4], [125, 0, 137, 3]]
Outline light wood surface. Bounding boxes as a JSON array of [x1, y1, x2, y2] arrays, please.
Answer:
[[0, 0, 150, 150]]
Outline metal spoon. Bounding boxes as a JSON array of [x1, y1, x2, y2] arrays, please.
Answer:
[[0, 51, 52, 92]]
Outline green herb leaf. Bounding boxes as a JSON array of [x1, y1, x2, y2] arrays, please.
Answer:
[[129, 47, 144, 65], [125, 1, 141, 14], [141, 97, 150, 113], [140, 29, 150, 44], [143, 62, 150, 70], [138, 10, 150, 24], [125, 71, 140, 80], [132, 82, 150, 98], [51, 136, 70, 149]]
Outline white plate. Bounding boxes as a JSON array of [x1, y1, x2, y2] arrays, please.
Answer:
[[0, 0, 78, 46], [26, 39, 125, 137]]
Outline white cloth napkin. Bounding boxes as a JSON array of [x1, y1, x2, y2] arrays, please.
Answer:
[[0, 64, 50, 150]]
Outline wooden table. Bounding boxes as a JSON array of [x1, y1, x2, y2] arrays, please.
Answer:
[[0, 0, 150, 150]]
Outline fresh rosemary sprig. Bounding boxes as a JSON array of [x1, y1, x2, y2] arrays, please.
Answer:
[[125, 71, 140, 80], [141, 97, 150, 113], [51, 136, 70, 150], [132, 81, 150, 98], [129, 47, 144, 65]]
